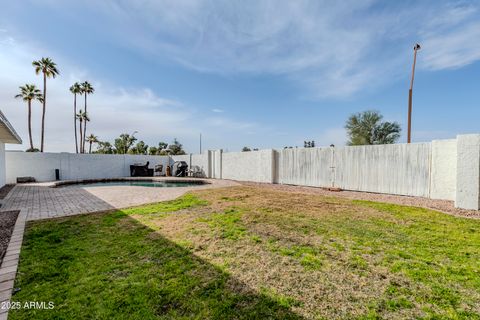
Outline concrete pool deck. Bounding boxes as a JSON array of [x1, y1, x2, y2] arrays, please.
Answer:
[[0, 178, 238, 221]]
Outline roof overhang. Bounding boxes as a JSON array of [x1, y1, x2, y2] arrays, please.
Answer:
[[0, 110, 22, 144]]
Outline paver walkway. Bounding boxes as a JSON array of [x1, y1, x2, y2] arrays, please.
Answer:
[[1, 178, 237, 221]]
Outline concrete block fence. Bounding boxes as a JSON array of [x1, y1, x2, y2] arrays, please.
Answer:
[[5, 134, 480, 210]]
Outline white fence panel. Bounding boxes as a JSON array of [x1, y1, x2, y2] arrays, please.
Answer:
[[334, 143, 431, 197], [278, 148, 332, 187]]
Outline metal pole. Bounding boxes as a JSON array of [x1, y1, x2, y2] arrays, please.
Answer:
[[199, 133, 202, 154], [408, 44, 420, 143]]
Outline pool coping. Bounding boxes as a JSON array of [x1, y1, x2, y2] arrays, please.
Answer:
[[51, 177, 210, 188], [21, 176, 211, 188]]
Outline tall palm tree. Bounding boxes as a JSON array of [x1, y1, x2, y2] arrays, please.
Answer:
[[69, 82, 82, 153], [14, 84, 43, 151], [86, 134, 98, 153], [76, 110, 89, 152], [80, 81, 94, 153], [32, 57, 59, 152]]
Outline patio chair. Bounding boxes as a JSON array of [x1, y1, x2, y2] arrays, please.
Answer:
[[188, 165, 204, 178], [154, 164, 164, 176]]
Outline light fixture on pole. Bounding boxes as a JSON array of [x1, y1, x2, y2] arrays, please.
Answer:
[[407, 43, 421, 143]]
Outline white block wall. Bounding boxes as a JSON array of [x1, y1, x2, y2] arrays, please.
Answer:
[[0, 142, 5, 187], [455, 134, 480, 209], [430, 139, 457, 200], [222, 149, 275, 183], [4, 135, 480, 210], [5, 152, 170, 183]]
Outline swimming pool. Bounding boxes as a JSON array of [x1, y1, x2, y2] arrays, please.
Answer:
[[59, 180, 207, 188]]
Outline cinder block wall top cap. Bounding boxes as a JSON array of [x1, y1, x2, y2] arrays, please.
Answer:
[[457, 133, 480, 139]]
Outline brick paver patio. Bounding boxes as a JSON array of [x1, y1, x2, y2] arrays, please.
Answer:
[[0, 178, 237, 221]]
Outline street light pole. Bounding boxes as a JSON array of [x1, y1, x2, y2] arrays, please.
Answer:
[[408, 43, 421, 143]]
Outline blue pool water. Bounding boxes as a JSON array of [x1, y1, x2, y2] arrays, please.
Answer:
[[63, 180, 205, 188]]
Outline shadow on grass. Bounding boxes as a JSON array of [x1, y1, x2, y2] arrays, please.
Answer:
[[10, 209, 304, 319]]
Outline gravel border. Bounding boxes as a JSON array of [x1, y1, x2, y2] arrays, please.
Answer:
[[241, 182, 480, 219], [0, 185, 15, 200], [0, 211, 19, 263], [0, 209, 27, 319]]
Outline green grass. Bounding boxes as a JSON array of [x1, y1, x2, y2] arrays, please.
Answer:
[[10, 195, 299, 320], [9, 188, 480, 319], [197, 207, 246, 240], [120, 194, 208, 215]]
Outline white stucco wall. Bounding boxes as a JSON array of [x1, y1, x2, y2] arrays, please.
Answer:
[[222, 149, 274, 183], [5, 151, 169, 183], [0, 142, 5, 187], [455, 134, 480, 209], [430, 139, 457, 200]]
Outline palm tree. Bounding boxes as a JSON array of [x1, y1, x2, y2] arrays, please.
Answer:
[[86, 134, 98, 153], [345, 110, 401, 145], [32, 57, 59, 152], [80, 81, 94, 153], [69, 82, 82, 153], [76, 110, 89, 152], [14, 84, 43, 151]]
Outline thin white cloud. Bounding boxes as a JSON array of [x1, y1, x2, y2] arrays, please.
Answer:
[[417, 3, 480, 70], [420, 21, 480, 70], [68, 0, 480, 98], [211, 108, 224, 113], [0, 32, 264, 152]]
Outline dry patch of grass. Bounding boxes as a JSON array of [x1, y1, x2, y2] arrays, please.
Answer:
[[129, 186, 480, 319], [12, 186, 480, 319]]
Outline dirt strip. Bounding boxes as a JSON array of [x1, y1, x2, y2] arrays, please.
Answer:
[[240, 182, 480, 219], [0, 210, 20, 262], [0, 184, 15, 200]]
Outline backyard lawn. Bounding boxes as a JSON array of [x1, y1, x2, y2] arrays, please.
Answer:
[[10, 186, 480, 319]]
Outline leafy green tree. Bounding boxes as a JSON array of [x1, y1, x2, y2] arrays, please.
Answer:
[[148, 146, 158, 155], [345, 110, 401, 145], [148, 143, 169, 155], [80, 81, 94, 153], [114, 133, 137, 154], [242, 147, 251, 152], [129, 141, 149, 155], [86, 134, 99, 153], [158, 142, 168, 151], [69, 82, 82, 153], [95, 141, 114, 154], [32, 57, 59, 152], [15, 84, 43, 151], [167, 138, 186, 155]]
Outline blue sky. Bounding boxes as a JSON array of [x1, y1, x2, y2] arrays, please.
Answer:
[[1, 0, 479, 152]]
